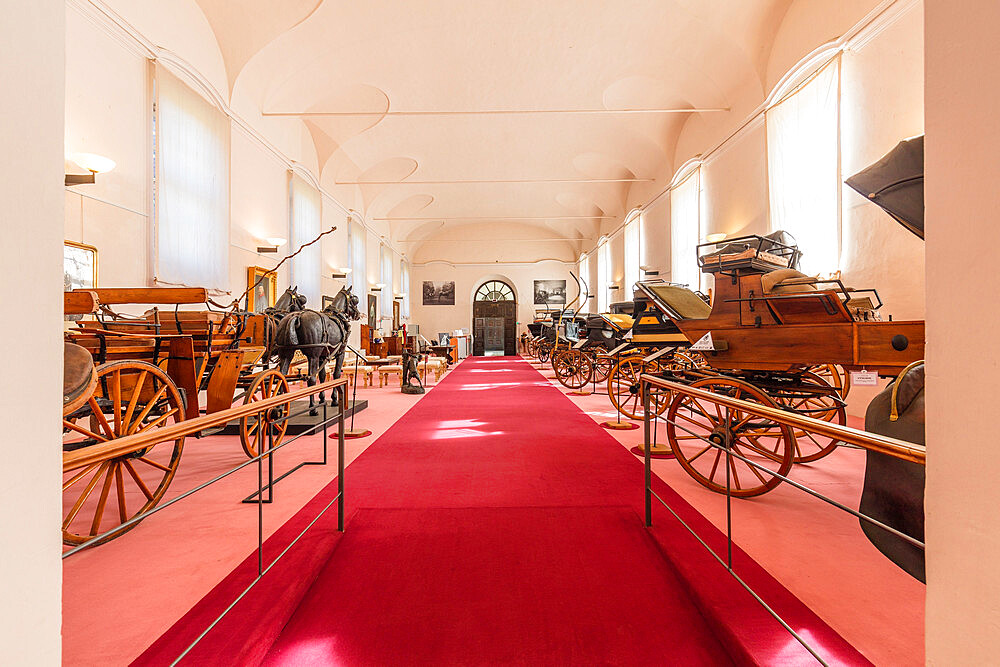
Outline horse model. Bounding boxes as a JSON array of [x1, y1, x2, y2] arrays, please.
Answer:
[[273, 286, 361, 414]]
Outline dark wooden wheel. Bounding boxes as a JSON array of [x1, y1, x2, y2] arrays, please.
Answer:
[[607, 355, 669, 420], [61, 360, 185, 547], [239, 369, 290, 458], [666, 376, 794, 498], [537, 342, 552, 363], [591, 354, 613, 384], [771, 371, 846, 463], [553, 349, 593, 389]]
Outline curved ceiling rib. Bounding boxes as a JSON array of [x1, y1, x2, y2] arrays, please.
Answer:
[[219, 0, 793, 258]]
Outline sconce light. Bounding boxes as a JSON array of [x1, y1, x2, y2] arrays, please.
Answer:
[[331, 267, 352, 279], [640, 265, 659, 276], [394, 293, 405, 300], [65, 153, 116, 186], [608, 285, 621, 291], [257, 237, 287, 253], [706, 233, 727, 243], [371, 283, 386, 292]]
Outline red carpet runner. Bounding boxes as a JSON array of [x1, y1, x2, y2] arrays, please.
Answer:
[[135, 357, 870, 666]]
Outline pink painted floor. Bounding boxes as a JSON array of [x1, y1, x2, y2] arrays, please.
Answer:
[[527, 360, 924, 666], [62, 365, 454, 666], [63, 357, 924, 666]]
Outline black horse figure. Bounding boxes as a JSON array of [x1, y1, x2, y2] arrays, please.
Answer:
[[258, 286, 307, 361], [273, 286, 361, 415]]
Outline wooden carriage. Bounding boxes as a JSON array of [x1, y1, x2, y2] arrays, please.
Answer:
[[633, 234, 924, 496], [61, 287, 291, 546]]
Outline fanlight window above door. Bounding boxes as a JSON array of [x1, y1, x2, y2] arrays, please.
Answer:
[[475, 281, 515, 302]]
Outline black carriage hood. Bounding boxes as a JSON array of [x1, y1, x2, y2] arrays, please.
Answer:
[[845, 135, 924, 240]]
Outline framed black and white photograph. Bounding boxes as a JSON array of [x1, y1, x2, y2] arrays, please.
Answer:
[[64, 240, 97, 291], [533, 280, 566, 305], [423, 280, 455, 305]]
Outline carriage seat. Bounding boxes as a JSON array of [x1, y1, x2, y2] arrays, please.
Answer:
[[63, 342, 97, 415], [761, 269, 819, 294]]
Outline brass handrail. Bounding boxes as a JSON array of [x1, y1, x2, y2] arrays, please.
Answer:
[[639, 374, 925, 464], [63, 378, 346, 472]]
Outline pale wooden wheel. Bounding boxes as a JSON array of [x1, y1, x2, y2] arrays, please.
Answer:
[[62, 360, 185, 547]]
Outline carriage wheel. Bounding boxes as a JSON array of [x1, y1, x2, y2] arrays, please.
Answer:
[[537, 343, 552, 363], [62, 360, 185, 547], [553, 349, 593, 389], [607, 355, 670, 420], [771, 371, 847, 463], [807, 364, 850, 399], [239, 369, 290, 458], [591, 355, 614, 384], [666, 377, 794, 497]]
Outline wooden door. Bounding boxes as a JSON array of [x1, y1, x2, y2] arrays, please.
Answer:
[[472, 300, 517, 355]]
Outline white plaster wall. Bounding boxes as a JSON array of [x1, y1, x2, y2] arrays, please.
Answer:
[[0, 1, 64, 663], [924, 2, 1000, 662], [409, 262, 577, 343]]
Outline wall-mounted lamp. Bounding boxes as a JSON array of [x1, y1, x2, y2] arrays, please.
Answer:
[[608, 285, 621, 291], [331, 267, 352, 279], [257, 237, 287, 253], [705, 233, 727, 243], [371, 283, 386, 292], [640, 265, 659, 276], [394, 294, 405, 300], [65, 153, 116, 186]]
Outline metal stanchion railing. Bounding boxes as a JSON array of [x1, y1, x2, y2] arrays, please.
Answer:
[[61, 378, 349, 664], [639, 374, 925, 666]]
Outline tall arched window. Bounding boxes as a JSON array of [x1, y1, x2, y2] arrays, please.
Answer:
[[578, 253, 590, 300], [597, 236, 610, 312], [767, 57, 841, 275], [670, 164, 701, 289], [348, 216, 366, 300], [624, 210, 642, 291], [380, 244, 393, 318], [475, 280, 514, 302], [400, 258, 410, 318]]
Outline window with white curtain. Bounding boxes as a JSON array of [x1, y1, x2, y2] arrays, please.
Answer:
[[349, 217, 366, 300], [153, 66, 230, 292], [578, 253, 590, 300], [597, 237, 610, 312], [289, 172, 321, 306], [380, 244, 393, 319], [400, 259, 410, 318], [624, 211, 641, 291], [670, 168, 701, 290], [766, 60, 841, 275]]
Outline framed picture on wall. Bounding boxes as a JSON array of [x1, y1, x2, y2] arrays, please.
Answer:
[[423, 280, 455, 305], [64, 240, 97, 291], [367, 294, 378, 329], [533, 280, 566, 305], [247, 266, 277, 312], [322, 295, 335, 310], [392, 299, 400, 331]]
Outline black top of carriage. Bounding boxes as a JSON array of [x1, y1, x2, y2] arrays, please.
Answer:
[[698, 230, 801, 275]]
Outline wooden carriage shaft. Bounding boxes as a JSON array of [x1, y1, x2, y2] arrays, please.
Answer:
[[62, 378, 345, 473], [640, 374, 925, 465]]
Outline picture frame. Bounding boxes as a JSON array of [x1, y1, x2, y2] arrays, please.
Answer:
[[393, 299, 401, 331], [247, 266, 277, 312], [422, 280, 456, 306], [367, 294, 378, 329], [322, 295, 335, 310], [64, 240, 97, 291]]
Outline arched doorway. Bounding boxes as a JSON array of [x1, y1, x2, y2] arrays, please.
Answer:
[[472, 279, 517, 356]]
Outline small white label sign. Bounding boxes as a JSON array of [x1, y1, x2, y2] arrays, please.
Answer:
[[690, 332, 715, 351], [850, 370, 878, 386]]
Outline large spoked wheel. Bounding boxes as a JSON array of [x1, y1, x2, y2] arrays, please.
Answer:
[[807, 363, 850, 400], [537, 342, 552, 364], [607, 355, 670, 420], [591, 354, 614, 384], [240, 369, 290, 458], [61, 360, 186, 547], [666, 377, 795, 498], [771, 371, 847, 463], [553, 349, 593, 389]]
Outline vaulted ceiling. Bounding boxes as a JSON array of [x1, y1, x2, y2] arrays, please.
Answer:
[[190, 0, 797, 259]]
